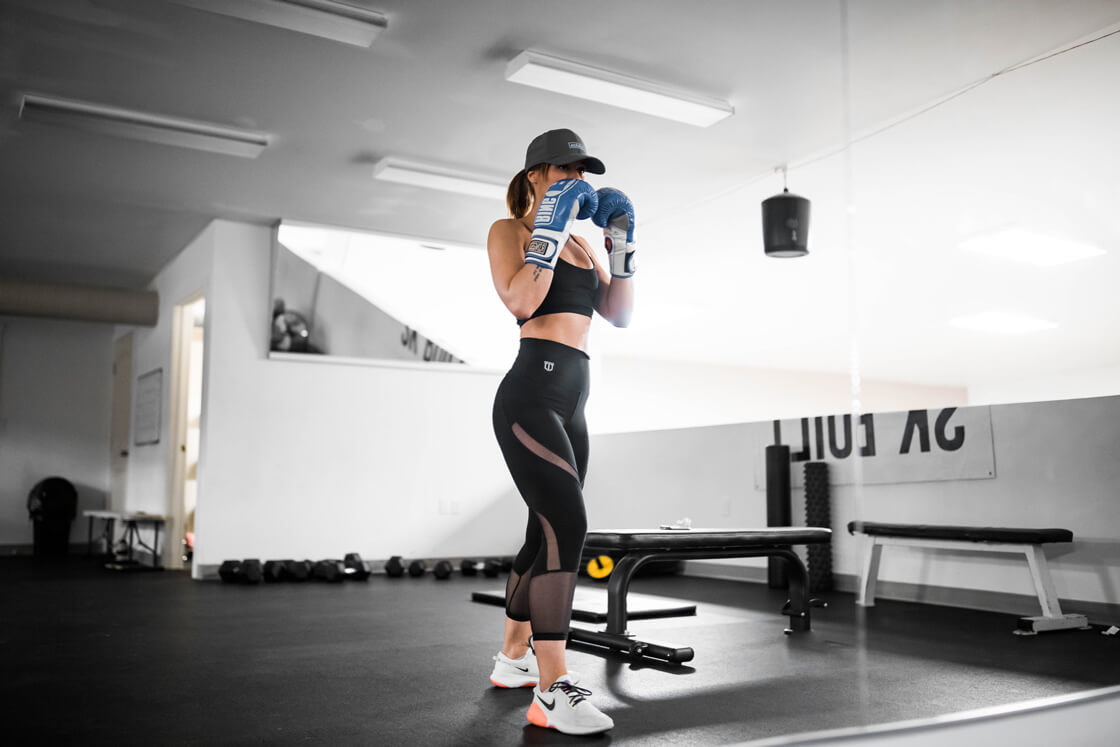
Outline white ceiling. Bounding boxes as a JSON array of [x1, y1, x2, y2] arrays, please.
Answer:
[[2, 0, 1118, 389]]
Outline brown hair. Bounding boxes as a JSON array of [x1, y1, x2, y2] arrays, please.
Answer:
[[506, 164, 549, 219]]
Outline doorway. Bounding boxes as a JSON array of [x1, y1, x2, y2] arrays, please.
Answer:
[[169, 296, 206, 572]]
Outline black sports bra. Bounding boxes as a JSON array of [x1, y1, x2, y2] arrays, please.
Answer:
[[517, 258, 599, 326]]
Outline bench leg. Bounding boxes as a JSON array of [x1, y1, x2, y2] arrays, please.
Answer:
[[1016, 545, 1089, 634], [605, 553, 647, 634], [1023, 545, 1063, 618], [857, 538, 883, 607], [569, 551, 696, 663], [778, 547, 813, 632]]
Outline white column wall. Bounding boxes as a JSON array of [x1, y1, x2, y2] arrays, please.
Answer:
[[189, 221, 516, 575], [123, 223, 215, 535]]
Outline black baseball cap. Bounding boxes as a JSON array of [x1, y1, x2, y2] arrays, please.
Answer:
[[524, 128, 605, 174]]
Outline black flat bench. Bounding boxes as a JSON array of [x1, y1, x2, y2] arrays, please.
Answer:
[[567, 526, 832, 663], [847, 520, 1086, 634]]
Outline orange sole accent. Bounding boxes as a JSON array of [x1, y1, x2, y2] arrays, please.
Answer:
[[527, 701, 552, 729], [490, 677, 536, 688]]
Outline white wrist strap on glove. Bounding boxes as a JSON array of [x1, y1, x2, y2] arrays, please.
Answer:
[[525, 218, 575, 271], [605, 222, 636, 278]]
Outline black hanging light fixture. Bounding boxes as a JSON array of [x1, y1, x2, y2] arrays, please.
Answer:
[[762, 166, 810, 258]]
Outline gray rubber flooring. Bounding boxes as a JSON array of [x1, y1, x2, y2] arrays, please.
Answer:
[[3, 556, 1118, 745]]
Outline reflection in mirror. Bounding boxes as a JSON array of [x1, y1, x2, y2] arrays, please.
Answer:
[[271, 221, 513, 368], [761, 16, 1119, 744], [834, 9, 1120, 725], [844, 20, 1118, 409]]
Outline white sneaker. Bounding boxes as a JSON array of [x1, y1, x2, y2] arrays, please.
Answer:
[[526, 675, 614, 735], [489, 649, 538, 688]]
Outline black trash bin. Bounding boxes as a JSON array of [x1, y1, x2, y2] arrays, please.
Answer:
[[27, 477, 79, 557]]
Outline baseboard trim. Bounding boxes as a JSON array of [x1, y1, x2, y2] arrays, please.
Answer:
[[196, 563, 220, 580], [681, 561, 1120, 626]]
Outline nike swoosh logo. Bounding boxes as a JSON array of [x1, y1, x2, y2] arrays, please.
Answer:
[[536, 694, 555, 711], [515, 665, 529, 672]]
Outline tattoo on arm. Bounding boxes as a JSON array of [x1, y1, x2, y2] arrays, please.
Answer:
[[532, 266, 543, 282]]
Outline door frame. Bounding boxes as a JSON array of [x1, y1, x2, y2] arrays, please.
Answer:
[[167, 293, 205, 571]]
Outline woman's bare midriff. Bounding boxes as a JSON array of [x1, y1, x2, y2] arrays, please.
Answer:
[[519, 313, 592, 352]]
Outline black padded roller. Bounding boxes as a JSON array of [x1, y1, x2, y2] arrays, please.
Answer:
[[804, 462, 832, 593]]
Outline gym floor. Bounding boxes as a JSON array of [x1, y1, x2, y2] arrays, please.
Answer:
[[4, 556, 1117, 746]]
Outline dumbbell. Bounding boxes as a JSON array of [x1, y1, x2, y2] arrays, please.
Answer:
[[241, 559, 262, 584], [385, 556, 405, 578], [460, 558, 504, 577], [218, 559, 243, 583], [441, 558, 508, 580], [263, 560, 288, 583], [312, 559, 346, 583], [408, 559, 427, 577], [218, 558, 262, 584], [285, 559, 313, 582], [344, 553, 371, 581]]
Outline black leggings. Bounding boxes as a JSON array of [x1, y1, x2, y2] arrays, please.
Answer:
[[492, 338, 590, 641]]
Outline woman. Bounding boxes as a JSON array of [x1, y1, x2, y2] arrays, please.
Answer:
[[486, 128, 636, 736]]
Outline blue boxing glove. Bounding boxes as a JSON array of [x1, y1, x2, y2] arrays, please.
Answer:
[[591, 187, 637, 278], [524, 179, 598, 270]]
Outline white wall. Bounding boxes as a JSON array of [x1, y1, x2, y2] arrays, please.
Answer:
[[589, 355, 966, 434], [123, 221, 214, 534], [968, 364, 1120, 407], [187, 221, 516, 575], [0, 317, 113, 547], [585, 395, 1120, 609]]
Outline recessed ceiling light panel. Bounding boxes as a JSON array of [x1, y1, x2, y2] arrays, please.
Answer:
[[960, 227, 1105, 267], [505, 50, 733, 127], [19, 93, 270, 158], [372, 157, 506, 200], [170, 0, 388, 48], [950, 311, 1058, 334]]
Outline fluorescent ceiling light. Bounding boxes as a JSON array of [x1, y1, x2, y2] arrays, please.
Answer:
[[960, 227, 1105, 267], [169, 0, 387, 48], [18, 93, 269, 158], [373, 157, 506, 200], [950, 311, 1058, 334], [505, 50, 733, 127]]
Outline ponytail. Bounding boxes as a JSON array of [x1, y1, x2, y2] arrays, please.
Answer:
[[506, 164, 549, 219], [506, 169, 531, 219]]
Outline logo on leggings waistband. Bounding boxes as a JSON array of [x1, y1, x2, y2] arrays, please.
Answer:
[[543, 361, 554, 372]]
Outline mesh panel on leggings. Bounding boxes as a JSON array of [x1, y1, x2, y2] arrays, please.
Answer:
[[505, 569, 530, 622], [528, 570, 578, 640]]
